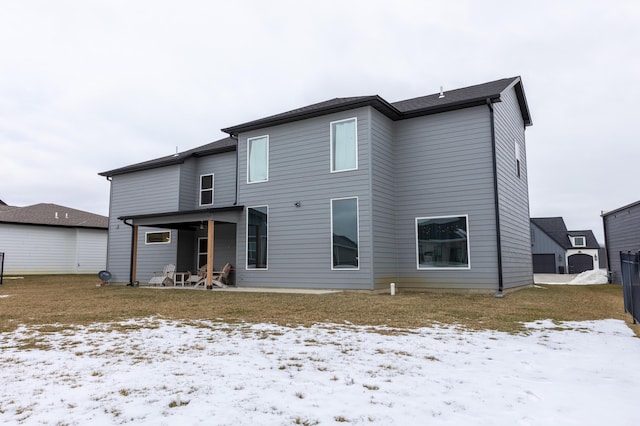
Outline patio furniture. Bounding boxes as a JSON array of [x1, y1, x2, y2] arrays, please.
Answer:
[[148, 264, 176, 286]]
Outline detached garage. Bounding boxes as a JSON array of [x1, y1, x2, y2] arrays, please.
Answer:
[[530, 217, 601, 274], [0, 202, 108, 275]]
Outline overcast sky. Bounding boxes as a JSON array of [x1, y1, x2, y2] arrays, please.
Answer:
[[1, 0, 638, 242]]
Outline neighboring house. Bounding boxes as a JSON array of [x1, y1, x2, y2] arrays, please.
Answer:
[[602, 200, 640, 284], [0, 203, 108, 275], [99, 76, 534, 292], [530, 217, 601, 274]]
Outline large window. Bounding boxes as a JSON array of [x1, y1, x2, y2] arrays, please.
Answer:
[[416, 216, 470, 269], [331, 197, 359, 269], [247, 135, 269, 183], [200, 174, 214, 206], [331, 118, 357, 172], [247, 206, 268, 269], [145, 231, 171, 245]]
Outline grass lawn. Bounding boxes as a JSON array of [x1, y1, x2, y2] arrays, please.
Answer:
[[0, 275, 637, 334]]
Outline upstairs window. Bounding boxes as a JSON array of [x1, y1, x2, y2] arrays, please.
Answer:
[[331, 118, 357, 172], [571, 236, 586, 247], [248, 135, 269, 183], [200, 174, 214, 206]]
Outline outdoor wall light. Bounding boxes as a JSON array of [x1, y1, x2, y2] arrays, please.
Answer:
[[294, 201, 301, 208]]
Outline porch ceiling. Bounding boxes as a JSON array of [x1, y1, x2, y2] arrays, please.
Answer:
[[118, 206, 244, 229]]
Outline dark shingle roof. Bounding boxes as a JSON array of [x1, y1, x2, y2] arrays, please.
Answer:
[[99, 137, 236, 177], [222, 76, 531, 135], [100, 77, 532, 178], [601, 199, 640, 217], [0, 203, 108, 229], [221, 96, 397, 135], [531, 217, 600, 249]]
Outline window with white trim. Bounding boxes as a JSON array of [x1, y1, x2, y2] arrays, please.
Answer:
[[247, 206, 268, 269], [330, 118, 357, 172], [416, 215, 470, 269], [571, 236, 586, 247], [331, 197, 359, 269], [247, 135, 269, 183], [200, 174, 214, 206], [145, 231, 171, 245]]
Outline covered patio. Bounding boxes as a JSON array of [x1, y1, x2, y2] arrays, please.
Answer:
[[118, 206, 243, 288]]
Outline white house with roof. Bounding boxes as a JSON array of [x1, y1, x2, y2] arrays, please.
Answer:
[[530, 217, 601, 274], [0, 202, 108, 275]]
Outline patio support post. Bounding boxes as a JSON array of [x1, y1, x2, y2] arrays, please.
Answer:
[[207, 220, 214, 288]]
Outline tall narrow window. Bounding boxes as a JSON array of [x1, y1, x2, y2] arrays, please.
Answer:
[[416, 216, 470, 269], [247, 206, 268, 269], [200, 174, 214, 206], [515, 140, 521, 178], [331, 118, 357, 172], [197, 237, 208, 268], [248, 136, 269, 183], [331, 197, 359, 269]]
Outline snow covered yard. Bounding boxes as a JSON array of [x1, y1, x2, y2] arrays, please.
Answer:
[[1, 318, 639, 425]]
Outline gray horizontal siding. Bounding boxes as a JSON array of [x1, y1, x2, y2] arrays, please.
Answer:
[[235, 108, 374, 289], [604, 205, 640, 283], [179, 151, 237, 210], [494, 85, 533, 288], [370, 108, 397, 288], [394, 106, 499, 289], [106, 166, 181, 282]]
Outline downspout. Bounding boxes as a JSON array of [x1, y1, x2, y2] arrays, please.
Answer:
[[487, 99, 504, 296], [123, 219, 135, 286], [232, 135, 239, 206], [601, 212, 611, 282]]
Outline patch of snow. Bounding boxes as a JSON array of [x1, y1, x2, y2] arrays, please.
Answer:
[[535, 269, 609, 285], [1, 318, 639, 425], [568, 269, 609, 285]]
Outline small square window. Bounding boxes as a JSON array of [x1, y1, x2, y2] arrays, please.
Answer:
[[572, 236, 586, 247]]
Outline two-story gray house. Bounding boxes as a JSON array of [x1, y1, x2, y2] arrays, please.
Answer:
[[99, 76, 533, 292]]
